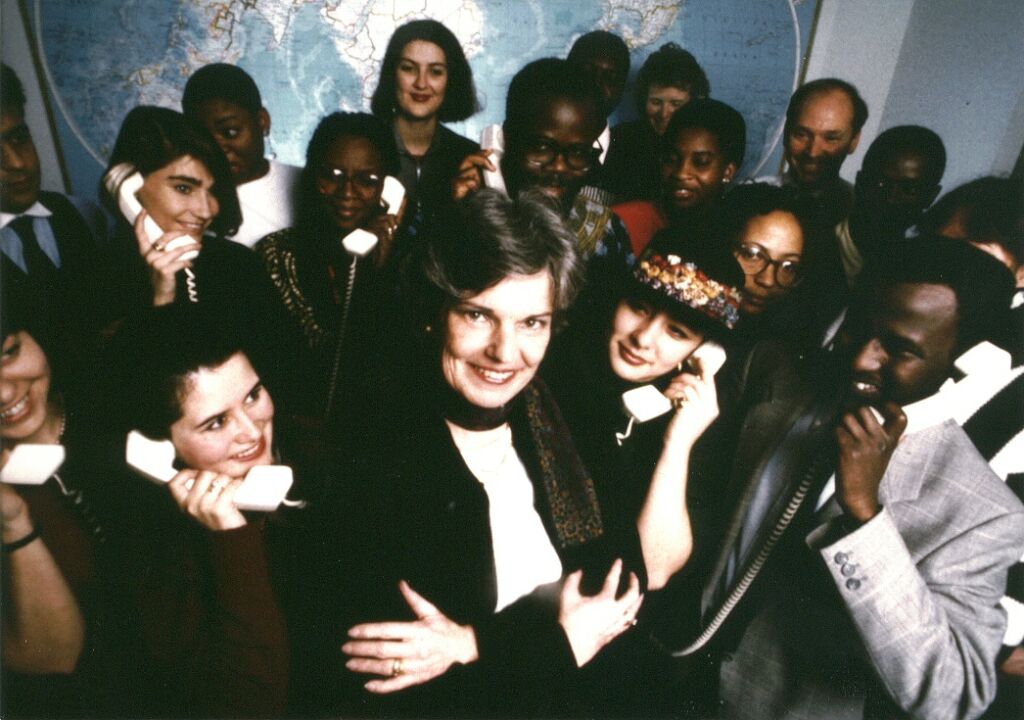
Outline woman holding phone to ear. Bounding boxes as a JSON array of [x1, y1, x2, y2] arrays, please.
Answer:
[[101, 304, 291, 718], [257, 112, 410, 420], [545, 240, 745, 591], [99, 106, 307, 412]]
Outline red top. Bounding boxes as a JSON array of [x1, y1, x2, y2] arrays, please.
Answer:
[[612, 200, 667, 256]]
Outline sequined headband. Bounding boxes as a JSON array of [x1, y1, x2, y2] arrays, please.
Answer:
[[634, 253, 743, 330]]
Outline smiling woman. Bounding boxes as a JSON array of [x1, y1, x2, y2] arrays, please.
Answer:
[[295, 189, 647, 717], [95, 106, 307, 413], [100, 304, 291, 718]]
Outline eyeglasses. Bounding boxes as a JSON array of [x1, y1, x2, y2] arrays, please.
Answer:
[[734, 243, 803, 287], [523, 138, 599, 171], [316, 167, 382, 193]]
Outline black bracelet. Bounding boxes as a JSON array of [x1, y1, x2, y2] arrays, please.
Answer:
[[3, 527, 41, 553]]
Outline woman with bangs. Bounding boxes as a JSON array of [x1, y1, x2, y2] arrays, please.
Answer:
[[98, 106, 302, 404], [101, 304, 293, 718]]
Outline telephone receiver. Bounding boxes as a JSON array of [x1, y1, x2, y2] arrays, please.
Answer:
[[125, 430, 293, 512], [103, 163, 199, 260], [339, 175, 406, 257], [480, 124, 508, 194], [621, 341, 727, 423], [1, 444, 66, 485]]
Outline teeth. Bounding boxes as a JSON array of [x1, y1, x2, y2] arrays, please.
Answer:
[[477, 367, 514, 383], [854, 382, 878, 392], [0, 395, 28, 421]]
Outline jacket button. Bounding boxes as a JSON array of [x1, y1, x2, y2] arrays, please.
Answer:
[[841, 563, 857, 577], [846, 578, 861, 591], [834, 552, 848, 564]]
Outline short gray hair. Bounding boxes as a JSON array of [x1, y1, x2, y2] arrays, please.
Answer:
[[420, 189, 583, 321]]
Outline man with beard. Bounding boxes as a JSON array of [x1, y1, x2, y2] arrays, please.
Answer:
[[454, 58, 633, 312], [760, 78, 868, 227], [835, 125, 946, 286], [662, 236, 1024, 719]]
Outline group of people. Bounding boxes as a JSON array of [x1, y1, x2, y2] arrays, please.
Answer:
[[1, 18, 1023, 720]]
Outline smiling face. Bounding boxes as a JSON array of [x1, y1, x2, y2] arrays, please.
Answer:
[[608, 296, 705, 383], [316, 135, 384, 233], [784, 89, 860, 188], [843, 282, 958, 408], [509, 97, 600, 211], [735, 210, 804, 317], [395, 40, 448, 120], [661, 127, 735, 216], [169, 352, 275, 478], [645, 84, 691, 136], [136, 155, 220, 241], [441, 271, 554, 409], [193, 98, 269, 185], [0, 331, 51, 444], [1, 105, 41, 213]]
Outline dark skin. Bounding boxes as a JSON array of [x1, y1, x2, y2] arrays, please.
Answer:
[[834, 282, 958, 522], [0, 106, 41, 213], [851, 148, 942, 251], [193, 98, 270, 185]]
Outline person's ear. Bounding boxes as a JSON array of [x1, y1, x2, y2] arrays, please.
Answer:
[[257, 107, 271, 136], [722, 162, 737, 184], [847, 131, 861, 155]]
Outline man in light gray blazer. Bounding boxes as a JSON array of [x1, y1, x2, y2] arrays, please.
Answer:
[[671, 237, 1024, 719]]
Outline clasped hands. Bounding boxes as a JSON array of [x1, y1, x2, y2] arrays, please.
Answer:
[[342, 559, 642, 693]]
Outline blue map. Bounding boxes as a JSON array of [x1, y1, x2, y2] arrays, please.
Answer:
[[33, 0, 818, 196]]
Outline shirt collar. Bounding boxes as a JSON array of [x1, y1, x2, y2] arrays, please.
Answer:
[[0, 201, 52, 230]]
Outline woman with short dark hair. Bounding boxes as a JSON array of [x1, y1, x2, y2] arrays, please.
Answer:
[[370, 19, 480, 232], [98, 106, 302, 402]]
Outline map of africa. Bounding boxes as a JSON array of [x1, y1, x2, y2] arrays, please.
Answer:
[[34, 0, 818, 196]]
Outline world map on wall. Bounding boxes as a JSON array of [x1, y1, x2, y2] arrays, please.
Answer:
[[36, 0, 817, 188]]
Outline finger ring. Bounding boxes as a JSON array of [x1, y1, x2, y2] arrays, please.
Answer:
[[152, 241, 165, 252], [390, 658, 404, 677], [672, 397, 684, 409], [209, 478, 228, 493], [630, 618, 638, 627]]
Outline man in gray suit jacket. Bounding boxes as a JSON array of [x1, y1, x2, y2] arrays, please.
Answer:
[[671, 237, 1024, 719]]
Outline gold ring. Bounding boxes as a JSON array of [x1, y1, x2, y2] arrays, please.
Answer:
[[209, 478, 228, 493], [672, 397, 685, 410], [152, 241, 165, 252], [390, 658, 404, 677]]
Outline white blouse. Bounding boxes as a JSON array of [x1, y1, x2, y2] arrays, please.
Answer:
[[448, 421, 564, 612]]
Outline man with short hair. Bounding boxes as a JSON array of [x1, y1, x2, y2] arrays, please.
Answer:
[[835, 124, 946, 285], [1, 64, 105, 324], [667, 236, 1024, 719], [455, 58, 632, 273], [762, 78, 869, 225], [567, 30, 630, 177]]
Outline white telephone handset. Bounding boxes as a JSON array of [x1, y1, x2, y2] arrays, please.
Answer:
[[1, 444, 66, 485], [621, 341, 727, 425], [125, 430, 293, 512], [480, 125, 508, 194], [103, 163, 199, 261]]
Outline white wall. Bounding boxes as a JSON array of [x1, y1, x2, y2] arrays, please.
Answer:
[[805, 0, 1024, 191]]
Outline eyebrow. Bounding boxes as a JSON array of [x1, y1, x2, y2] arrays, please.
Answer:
[[195, 380, 261, 429], [167, 175, 203, 186], [455, 302, 553, 321]]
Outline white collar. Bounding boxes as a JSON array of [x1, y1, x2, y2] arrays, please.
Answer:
[[0, 201, 52, 230]]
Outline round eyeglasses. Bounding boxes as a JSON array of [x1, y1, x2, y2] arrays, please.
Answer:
[[316, 167, 382, 193], [523, 138, 599, 172], [734, 243, 803, 288]]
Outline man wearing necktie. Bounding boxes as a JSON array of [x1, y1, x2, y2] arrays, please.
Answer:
[[1, 64, 105, 328]]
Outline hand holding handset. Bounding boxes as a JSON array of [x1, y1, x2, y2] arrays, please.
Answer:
[[1, 444, 66, 485], [342, 175, 405, 256], [125, 431, 293, 512], [621, 341, 727, 423], [480, 125, 507, 194], [103, 163, 199, 260]]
